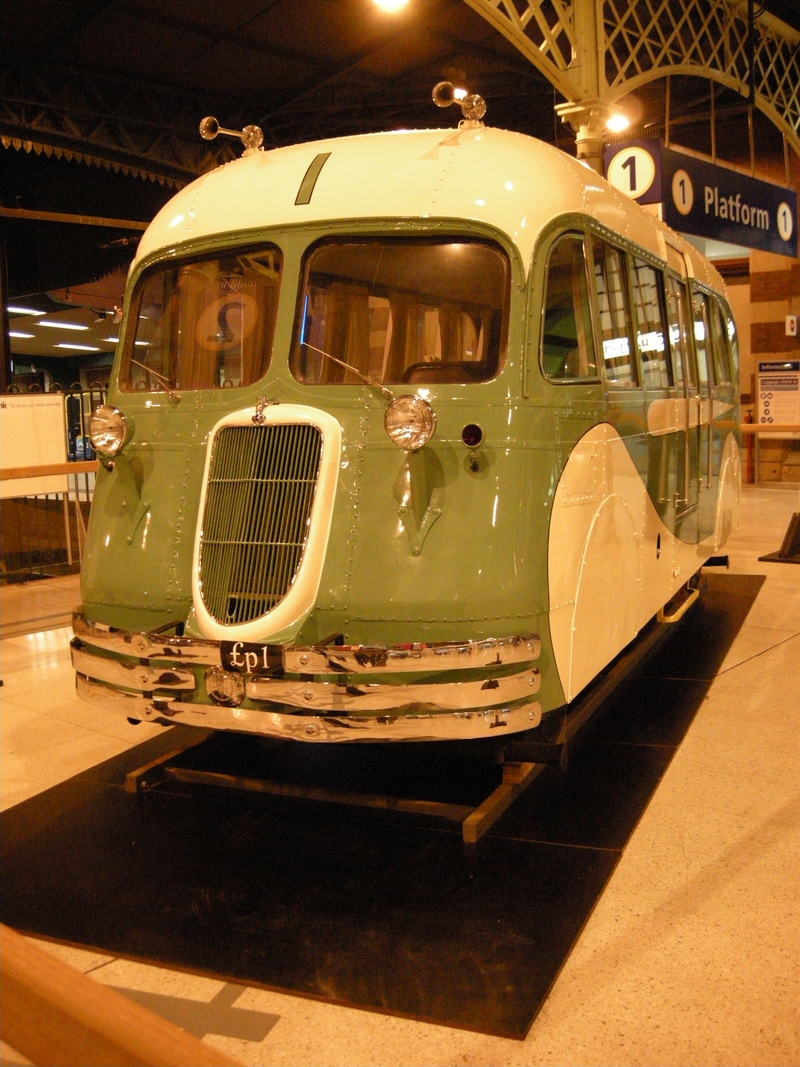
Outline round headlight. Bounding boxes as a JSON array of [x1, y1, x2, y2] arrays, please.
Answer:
[[88, 405, 130, 456], [384, 395, 436, 452]]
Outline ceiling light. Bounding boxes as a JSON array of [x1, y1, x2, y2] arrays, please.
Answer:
[[7, 306, 44, 316], [39, 321, 89, 331], [55, 343, 100, 352], [9, 331, 35, 339], [373, 0, 409, 9], [606, 114, 630, 133], [105, 336, 120, 344]]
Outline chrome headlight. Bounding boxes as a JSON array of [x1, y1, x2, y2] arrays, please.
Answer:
[[384, 395, 436, 451], [88, 405, 131, 456]]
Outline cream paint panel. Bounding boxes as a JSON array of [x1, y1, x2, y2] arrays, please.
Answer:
[[711, 432, 742, 551], [646, 398, 735, 435], [568, 494, 641, 699], [134, 127, 720, 286], [548, 425, 740, 703]]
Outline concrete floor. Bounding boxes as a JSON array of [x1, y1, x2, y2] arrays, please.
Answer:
[[1, 485, 799, 1066]]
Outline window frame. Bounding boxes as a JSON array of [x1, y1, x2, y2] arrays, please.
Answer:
[[586, 235, 641, 390], [288, 234, 512, 389], [118, 242, 284, 395], [628, 255, 673, 392], [538, 231, 600, 385]]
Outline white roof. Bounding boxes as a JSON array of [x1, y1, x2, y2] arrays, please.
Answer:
[[135, 126, 723, 292]]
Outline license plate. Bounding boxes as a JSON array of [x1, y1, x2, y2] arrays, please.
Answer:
[[220, 641, 283, 675]]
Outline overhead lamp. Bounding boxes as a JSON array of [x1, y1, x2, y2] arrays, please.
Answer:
[[39, 321, 89, 331], [373, 0, 409, 9], [606, 114, 630, 133], [56, 343, 100, 352], [9, 331, 34, 339], [7, 306, 44, 316]]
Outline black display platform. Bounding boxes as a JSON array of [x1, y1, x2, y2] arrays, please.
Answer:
[[0, 574, 764, 1039]]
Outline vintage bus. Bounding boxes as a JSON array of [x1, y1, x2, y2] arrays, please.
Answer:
[[72, 106, 741, 744]]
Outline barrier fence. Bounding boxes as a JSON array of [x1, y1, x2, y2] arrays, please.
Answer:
[[0, 385, 103, 583]]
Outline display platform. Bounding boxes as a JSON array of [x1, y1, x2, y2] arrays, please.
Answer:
[[0, 574, 764, 1039]]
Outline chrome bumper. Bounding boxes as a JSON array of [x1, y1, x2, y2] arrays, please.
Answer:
[[72, 613, 542, 742]]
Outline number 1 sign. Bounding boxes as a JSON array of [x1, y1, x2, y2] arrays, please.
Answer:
[[604, 140, 798, 258]]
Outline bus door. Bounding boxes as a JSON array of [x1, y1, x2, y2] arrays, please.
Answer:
[[690, 289, 718, 540], [665, 272, 700, 540]]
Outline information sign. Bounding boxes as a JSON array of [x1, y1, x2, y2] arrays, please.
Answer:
[[757, 361, 800, 437], [604, 141, 798, 258], [0, 394, 68, 500]]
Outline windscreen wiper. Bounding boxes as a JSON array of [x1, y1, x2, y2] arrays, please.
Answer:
[[302, 342, 394, 402], [130, 359, 182, 402]]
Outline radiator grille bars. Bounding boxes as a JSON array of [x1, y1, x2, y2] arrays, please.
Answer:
[[198, 423, 323, 625]]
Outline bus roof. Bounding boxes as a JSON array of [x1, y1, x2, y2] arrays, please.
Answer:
[[135, 126, 723, 292]]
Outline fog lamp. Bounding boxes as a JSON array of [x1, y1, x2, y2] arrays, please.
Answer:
[[88, 404, 131, 456], [205, 665, 245, 707], [384, 395, 436, 451]]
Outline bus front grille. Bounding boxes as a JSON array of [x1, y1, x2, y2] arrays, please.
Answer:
[[198, 423, 323, 625]]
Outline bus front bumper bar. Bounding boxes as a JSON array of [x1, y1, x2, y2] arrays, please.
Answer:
[[72, 613, 543, 742]]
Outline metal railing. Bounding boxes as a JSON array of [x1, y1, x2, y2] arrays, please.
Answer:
[[0, 384, 104, 582]]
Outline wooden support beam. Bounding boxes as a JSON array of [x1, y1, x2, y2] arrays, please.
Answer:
[[740, 424, 800, 433], [0, 461, 99, 481], [0, 923, 242, 1067], [462, 762, 544, 845], [0, 207, 148, 231]]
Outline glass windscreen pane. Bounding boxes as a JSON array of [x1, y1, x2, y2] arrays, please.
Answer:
[[291, 239, 509, 386], [592, 239, 638, 387], [541, 236, 597, 380], [631, 258, 670, 389], [121, 246, 282, 392]]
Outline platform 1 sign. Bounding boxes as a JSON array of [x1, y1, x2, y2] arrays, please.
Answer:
[[605, 141, 798, 258]]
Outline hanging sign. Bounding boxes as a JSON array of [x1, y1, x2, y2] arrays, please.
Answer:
[[604, 141, 798, 258]]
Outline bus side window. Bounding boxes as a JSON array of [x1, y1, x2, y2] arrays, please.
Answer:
[[591, 238, 638, 387], [709, 298, 732, 386], [664, 275, 694, 390], [540, 235, 597, 380], [691, 289, 714, 389], [631, 258, 671, 389]]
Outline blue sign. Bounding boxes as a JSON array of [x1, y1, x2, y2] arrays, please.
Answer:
[[759, 361, 800, 372], [604, 141, 798, 258]]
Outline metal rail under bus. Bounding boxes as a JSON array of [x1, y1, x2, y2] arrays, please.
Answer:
[[126, 581, 703, 844]]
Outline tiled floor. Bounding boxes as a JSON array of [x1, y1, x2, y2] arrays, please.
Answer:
[[1, 486, 799, 1066]]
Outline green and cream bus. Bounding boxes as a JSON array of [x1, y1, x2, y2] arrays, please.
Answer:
[[72, 115, 740, 744]]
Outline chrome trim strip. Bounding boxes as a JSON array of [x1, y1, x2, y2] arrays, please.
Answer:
[[73, 614, 541, 676], [71, 644, 196, 692], [73, 614, 222, 665], [76, 674, 543, 742], [283, 635, 541, 673], [246, 669, 540, 712]]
